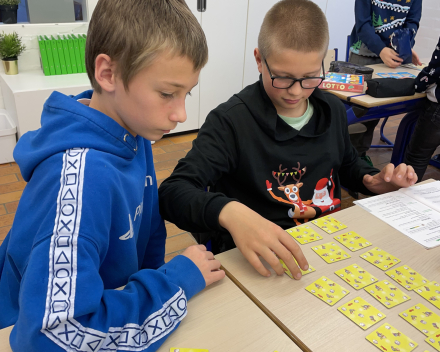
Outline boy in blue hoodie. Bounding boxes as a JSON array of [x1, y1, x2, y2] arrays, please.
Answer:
[[0, 0, 224, 351]]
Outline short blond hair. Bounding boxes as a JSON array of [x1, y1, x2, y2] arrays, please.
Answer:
[[86, 0, 208, 93], [258, 0, 329, 59]]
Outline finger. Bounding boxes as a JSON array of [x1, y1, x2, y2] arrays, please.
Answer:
[[244, 250, 271, 277], [405, 165, 418, 185], [206, 269, 225, 286], [279, 231, 308, 271], [363, 174, 374, 185], [208, 258, 222, 270], [381, 163, 395, 182], [260, 247, 285, 276], [271, 242, 302, 279], [195, 244, 207, 251], [393, 163, 407, 181], [391, 52, 403, 62], [205, 251, 215, 260]]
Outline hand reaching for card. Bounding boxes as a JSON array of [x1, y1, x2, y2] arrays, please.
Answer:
[[218, 201, 309, 279], [363, 162, 417, 194]]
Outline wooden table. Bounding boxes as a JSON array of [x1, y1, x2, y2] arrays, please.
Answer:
[[0, 276, 301, 352], [217, 203, 440, 351]]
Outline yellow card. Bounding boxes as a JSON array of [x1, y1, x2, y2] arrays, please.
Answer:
[[366, 323, 418, 352], [335, 263, 378, 290], [334, 231, 372, 251], [360, 247, 401, 271], [338, 297, 386, 330], [280, 259, 316, 278], [386, 265, 430, 291], [170, 349, 209, 352], [305, 276, 349, 306], [425, 334, 440, 351], [365, 280, 411, 309], [415, 282, 440, 310], [286, 225, 323, 244], [311, 215, 347, 234], [400, 303, 440, 336], [311, 242, 351, 263]]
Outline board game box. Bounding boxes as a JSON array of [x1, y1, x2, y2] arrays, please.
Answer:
[[319, 72, 365, 93]]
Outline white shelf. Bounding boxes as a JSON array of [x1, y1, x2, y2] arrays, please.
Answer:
[[0, 69, 90, 94]]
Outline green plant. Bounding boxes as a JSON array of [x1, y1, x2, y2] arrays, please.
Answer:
[[0, 0, 21, 6], [0, 32, 25, 60], [0, 0, 21, 5]]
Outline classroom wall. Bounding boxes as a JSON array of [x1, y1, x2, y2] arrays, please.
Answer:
[[413, 0, 440, 61]]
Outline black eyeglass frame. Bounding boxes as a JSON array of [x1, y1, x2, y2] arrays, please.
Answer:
[[264, 59, 325, 89]]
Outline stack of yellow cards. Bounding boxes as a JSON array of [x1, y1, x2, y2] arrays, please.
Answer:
[[360, 247, 401, 270], [334, 231, 372, 251], [286, 225, 323, 244], [311, 242, 351, 263], [366, 323, 418, 352], [338, 297, 385, 330], [365, 280, 411, 308], [386, 265, 430, 290], [311, 215, 347, 234], [335, 264, 378, 290], [305, 276, 349, 306], [415, 282, 440, 310]]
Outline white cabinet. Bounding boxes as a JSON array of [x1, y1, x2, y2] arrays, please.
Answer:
[[198, 0, 249, 127]]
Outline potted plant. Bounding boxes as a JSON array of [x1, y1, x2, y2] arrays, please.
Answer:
[[0, 0, 21, 24], [0, 32, 25, 75]]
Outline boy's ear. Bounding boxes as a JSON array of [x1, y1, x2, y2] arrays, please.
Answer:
[[94, 54, 117, 93], [254, 48, 263, 74]]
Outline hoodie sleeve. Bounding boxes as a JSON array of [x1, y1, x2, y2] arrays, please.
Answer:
[[353, 0, 386, 57], [415, 38, 440, 93], [9, 148, 205, 352], [159, 109, 240, 233]]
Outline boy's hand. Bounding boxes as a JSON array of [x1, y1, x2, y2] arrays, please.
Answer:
[[182, 245, 225, 286], [412, 49, 422, 66], [363, 163, 417, 194], [219, 201, 309, 279], [380, 48, 403, 68]]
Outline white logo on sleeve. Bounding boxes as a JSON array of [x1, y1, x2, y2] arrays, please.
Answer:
[[119, 213, 134, 240]]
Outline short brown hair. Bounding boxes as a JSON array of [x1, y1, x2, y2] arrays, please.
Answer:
[[258, 0, 329, 59], [86, 0, 208, 93]]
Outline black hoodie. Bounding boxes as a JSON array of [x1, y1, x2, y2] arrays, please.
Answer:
[[159, 77, 379, 244]]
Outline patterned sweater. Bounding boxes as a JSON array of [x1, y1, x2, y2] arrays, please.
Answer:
[[350, 0, 422, 57], [415, 37, 440, 104]]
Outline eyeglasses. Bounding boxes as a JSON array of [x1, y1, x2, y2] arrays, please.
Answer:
[[264, 59, 325, 89]]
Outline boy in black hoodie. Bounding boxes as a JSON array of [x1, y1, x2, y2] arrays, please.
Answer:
[[159, 0, 417, 280]]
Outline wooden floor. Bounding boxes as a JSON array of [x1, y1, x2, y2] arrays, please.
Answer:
[[1, 115, 440, 262]]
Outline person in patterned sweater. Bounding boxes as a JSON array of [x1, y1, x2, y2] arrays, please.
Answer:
[[404, 37, 440, 181], [348, 0, 422, 166]]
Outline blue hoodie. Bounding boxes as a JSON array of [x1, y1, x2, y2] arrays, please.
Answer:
[[0, 90, 205, 351]]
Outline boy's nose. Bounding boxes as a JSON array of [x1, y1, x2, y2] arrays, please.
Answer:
[[170, 101, 188, 123], [287, 80, 302, 96]]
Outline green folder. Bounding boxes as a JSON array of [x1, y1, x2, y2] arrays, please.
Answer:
[[71, 35, 83, 73], [44, 36, 56, 75], [56, 35, 67, 75], [49, 35, 61, 75], [65, 35, 78, 74], [60, 35, 72, 74], [38, 36, 51, 76], [78, 34, 86, 73]]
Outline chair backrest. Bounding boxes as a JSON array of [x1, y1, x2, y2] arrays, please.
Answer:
[[324, 49, 337, 72], [346, 35, 352, 62]]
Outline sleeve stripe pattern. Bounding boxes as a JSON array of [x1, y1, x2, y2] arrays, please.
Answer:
[[40, 148, 188, 352]]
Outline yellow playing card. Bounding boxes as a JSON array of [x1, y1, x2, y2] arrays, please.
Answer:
[[366, 323, 418, 352], [338, 297, 386, 330], [335, 263, 378, 290], [334, 231, 372, 251], [360, 247, 401, 271], [311, 215, 347, 234], [311, 242, 351, 263], [305, 276, 349, 306], [170, 349, 209, 352], [279, 259, 316, 278], [425, 334, 440, 351], [386, 265, 430, 291], [400, 303, 440, 336], [415, 282, 440, 310], [286, 225, 323, 244], [365, 280, 411, 309]]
